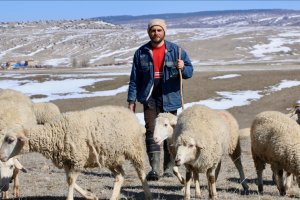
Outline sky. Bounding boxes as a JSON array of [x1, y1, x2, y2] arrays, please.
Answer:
[[0, 1, 299, 22]]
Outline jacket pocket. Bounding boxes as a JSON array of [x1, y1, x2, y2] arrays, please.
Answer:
[[139, 56, 151, 72], [165, 61, 178, 79]]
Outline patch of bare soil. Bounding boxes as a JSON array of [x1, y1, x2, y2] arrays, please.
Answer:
[[4, 67, 300, 200]]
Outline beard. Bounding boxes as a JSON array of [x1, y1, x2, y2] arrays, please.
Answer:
[[151, 35, 165, 45]]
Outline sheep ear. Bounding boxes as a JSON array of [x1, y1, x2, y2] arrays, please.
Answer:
[[170, 116, 177, 128], [195, 140, 204, 150], [13, 158, 27, 172], [18, 129, 29, 142], [17, 136, 28, 143]]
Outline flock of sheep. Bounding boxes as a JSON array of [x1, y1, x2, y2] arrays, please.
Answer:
[[0, 88, 299, 200]]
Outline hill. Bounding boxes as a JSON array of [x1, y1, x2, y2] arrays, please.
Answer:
[[95, 9, 300, 28], [0, 9, 300, 68]]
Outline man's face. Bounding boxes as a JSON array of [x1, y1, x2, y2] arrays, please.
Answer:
[[148, 25, 165, 44]]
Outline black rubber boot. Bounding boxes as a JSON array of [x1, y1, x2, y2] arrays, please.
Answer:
[[146, 152, 160, 181], [163, 141, 174, 178]]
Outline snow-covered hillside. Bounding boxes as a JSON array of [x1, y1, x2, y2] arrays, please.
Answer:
[[0, 9, 300, 68]]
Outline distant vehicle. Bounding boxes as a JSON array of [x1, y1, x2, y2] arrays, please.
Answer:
[[12, 61, 28, 69]]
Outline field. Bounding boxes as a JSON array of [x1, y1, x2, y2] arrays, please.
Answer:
[[1, 21, 300, 200], [2, 63, 300, 200]]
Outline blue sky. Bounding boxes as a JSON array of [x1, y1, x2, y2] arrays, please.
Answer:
[[0, 1, 299, 22]]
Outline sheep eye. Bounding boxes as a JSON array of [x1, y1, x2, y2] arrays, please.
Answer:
[[164, 123, 168, 127], [7, 137, 15, 144], [188, 144, 194, 148]]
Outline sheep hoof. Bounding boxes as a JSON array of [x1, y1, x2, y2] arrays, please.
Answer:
[[280, 190, 286, 196], [21, 168, 28, 173]]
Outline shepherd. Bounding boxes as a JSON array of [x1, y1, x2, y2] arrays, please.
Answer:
[[127, 18, 193, 181]]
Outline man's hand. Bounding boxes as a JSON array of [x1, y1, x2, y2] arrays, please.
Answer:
[[177, 59, 184, 70], [128, 102, 136, 112]]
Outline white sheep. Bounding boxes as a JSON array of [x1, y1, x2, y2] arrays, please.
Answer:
[[0, 89, 35, 199], [173, 105, 249, 199], [0, 89, 33, 106], [33, 102, 61, 124], [0, 89, 36, 130], [153, 113, 200, 197], [251, 110, 300, 196], [0, 105, 152, 200]]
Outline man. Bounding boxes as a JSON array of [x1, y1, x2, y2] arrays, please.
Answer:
[[127, 18, 193, 181]]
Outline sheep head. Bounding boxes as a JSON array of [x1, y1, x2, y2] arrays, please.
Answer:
[[153, 113, 177, 145], [0, 127, 28, 162], [175, 137, 201, 166]]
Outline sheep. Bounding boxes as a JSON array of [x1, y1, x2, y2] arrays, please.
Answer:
[[33, 102, 61, 124], [173, 105, 249, 199], [153, 113, 200, 197], [153, 113, 182, 183], [251, 110, 300, 196], [0, 105, 152, 200], [0, 89, 33, 106], [0, 89, 36, 130], [0, 89, 35, 199], [154, 110, 249, 197]]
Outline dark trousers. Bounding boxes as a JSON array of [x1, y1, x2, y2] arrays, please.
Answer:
[[143, 104, 177, 153]]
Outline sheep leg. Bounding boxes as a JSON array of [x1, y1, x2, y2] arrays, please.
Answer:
[[285, 172, 293, 193], [252, 152, 265, 194], [73, 183, 98, 200], [110, 166, 125, 200], [1, 191, 8, 199], [12, 168, 20, 197], [193, 170, 201, 198], [184, 170, 192, 200], [271, 167, 286, 196], [215, 161, 221, 180], [132, 162, 152, 200], [206, 168, 217, 200], [173, 166, 185, 184], [229, 142, 249, 191], [66, 169, 98, 200], [65, 170, 78, 200]]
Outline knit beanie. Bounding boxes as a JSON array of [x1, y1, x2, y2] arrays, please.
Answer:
[[148, 19, 167, 33]]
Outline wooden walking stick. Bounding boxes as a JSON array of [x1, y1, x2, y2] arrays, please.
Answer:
[[178, 47, 184, 110]]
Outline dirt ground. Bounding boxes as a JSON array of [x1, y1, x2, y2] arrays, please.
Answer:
[[3, 66, 300, 200]]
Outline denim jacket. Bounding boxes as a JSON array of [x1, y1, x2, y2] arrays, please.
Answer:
[[127, 40, 193, 112]]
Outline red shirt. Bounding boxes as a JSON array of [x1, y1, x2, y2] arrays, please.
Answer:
[[152, 44, 165, 79]]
